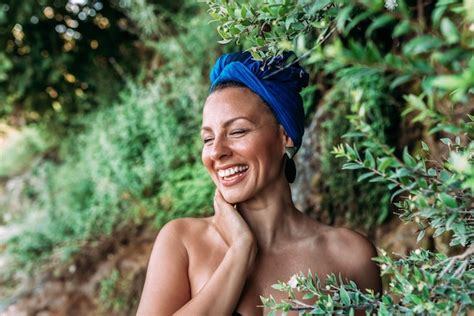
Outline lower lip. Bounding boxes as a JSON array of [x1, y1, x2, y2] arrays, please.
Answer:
[[219, 169, 248, 186]]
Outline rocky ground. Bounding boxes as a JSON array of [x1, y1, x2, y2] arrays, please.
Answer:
[[1, 225, 154, 316]]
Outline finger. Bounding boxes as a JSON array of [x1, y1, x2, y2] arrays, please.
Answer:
[[214, 190, 225, 210], [213, 190, 227, 216], [215, 189, 224, 202], [215, 190, 233, 207]]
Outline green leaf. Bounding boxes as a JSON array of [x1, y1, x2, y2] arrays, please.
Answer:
[[357, 172, 375, 182], [417, 177, 428, 189], [432, 75, 465, 91], [439, 170, 451, 182], [255, 37, 265, 46], [440, 138, 452, 145], [271, 283, 286, 291], [336, 6, 352, 32], [460, 292, 473, 304], [377, 205, 390, 224], [378, 157, 397, 172], [466, 0, 474, 22], [416, 229, 426, 243], [369, 176, 386, 183], [382, 295, 393, 306], [366, 15, 396, 37], [433, 226, 446, 238], [217, 38, 233, 44], [344, 11, 373, 35], [392, 20, 411, 38], [440, 17, 459, 44], [391, 187, 407, 202], [388, 183, 398, 190], [403, 147, 417, 168], [408, 294, 423, 305], [427, 168, 437, 176], [445, 213, 457, 230], [390, 74, 413, 90], [403, 35, 443, 56], [241, 5, 248, 19], [439, 192, 457, 208], [453, 222, 467, 246], [421, 141, 429, 151], [432, 5, 448, 26], [342, 163, 363, 170], [364, 149, 376, 168], [395, 167, 411, 178], [340, 285, 351, 306]]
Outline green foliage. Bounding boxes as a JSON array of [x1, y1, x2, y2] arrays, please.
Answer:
[[334, 135, 473, 248], [263, 247, 473, 314], [207, 0, 473, 314], [5, 1, 218, 272], [0, 0, 139, 124], [207, 0, 336, 60], [318, 74, 396, 229], [98, 268, 139, 313], [6, 76, 213, 269], [0, 124, 53, 177], [99, 269, 124, 312]]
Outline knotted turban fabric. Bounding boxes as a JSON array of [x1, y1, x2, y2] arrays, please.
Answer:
[[209, 51, 309, 150]]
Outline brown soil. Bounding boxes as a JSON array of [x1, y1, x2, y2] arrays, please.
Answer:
[[1, 226, 156, 316]]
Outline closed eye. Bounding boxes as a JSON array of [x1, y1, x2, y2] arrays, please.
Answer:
[[230, 129, 248, 136]]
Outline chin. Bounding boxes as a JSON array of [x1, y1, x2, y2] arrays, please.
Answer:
[[220, 188, 252, 205]]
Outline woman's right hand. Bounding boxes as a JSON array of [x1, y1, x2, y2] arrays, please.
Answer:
[[212, 190, 257, 262]]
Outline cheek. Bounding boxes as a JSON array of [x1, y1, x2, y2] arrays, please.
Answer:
[[201, 148, 212, 172]]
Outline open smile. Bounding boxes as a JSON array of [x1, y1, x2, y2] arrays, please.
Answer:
[[217, 164, 249, 186]]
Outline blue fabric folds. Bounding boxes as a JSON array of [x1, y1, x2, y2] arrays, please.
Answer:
[[209, 51, 309, 149]]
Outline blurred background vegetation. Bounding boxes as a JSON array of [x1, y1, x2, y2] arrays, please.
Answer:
[[0, 0, 472, 315]]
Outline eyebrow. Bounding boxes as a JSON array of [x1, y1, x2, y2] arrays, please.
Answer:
[[201, 116, 254, 132]]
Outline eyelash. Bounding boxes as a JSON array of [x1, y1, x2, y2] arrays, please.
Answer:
[[202, 129, 248, 144], [230, 128, 248, 136]]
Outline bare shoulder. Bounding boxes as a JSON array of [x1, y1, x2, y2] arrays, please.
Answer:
[[156, 216, 212, 246], [137, 217, 213, 314], [323, 226, 382, 292], [325, 227, 378, 260], [291, 214, 377, 262]]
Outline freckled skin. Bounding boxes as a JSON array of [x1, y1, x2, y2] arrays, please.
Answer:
[[137, 87, 382, 316]]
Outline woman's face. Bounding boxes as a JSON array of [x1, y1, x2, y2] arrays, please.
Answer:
[[201, 87, 289, 204]]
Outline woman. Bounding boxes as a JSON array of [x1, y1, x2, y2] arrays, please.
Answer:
[[137, 52, 382, 315]]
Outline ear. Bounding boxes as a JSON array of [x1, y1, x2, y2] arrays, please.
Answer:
[[278, 125, 295, 151]]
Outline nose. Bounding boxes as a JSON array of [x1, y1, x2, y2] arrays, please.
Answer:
[[210, 136, 232, 161]]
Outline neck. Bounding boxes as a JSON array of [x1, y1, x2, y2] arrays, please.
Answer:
[[236, 176, 300, 251]]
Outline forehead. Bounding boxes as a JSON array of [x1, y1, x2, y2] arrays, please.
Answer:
[[202, 87, 274, 126]]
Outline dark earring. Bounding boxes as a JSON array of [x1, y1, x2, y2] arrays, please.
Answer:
[[284, 147, 297, 183]]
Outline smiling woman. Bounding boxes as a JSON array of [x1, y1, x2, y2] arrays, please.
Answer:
[[136, 52, 382, 315]]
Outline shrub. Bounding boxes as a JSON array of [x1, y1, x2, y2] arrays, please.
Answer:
[[207, 0, 473, 314]]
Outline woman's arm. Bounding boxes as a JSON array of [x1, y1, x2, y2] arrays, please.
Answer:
[[175, 239, 255, 315], [137, 191, 257, 315], [136, 219, 191, 315]]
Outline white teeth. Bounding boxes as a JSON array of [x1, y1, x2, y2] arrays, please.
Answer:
[[217, 165, 248, 178]]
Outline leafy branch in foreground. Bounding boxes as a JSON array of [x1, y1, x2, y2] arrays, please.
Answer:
[[206, 0, 337, 60], [332, 132, 474, 248], [261, 247, 473, 315]]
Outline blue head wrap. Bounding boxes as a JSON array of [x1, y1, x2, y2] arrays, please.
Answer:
[[209, 51, 309, 150]]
